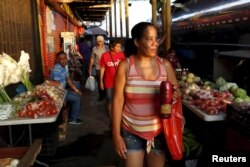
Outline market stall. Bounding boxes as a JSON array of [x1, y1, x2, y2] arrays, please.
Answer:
[[0, 51, 68, 166], [178, 69, 250, 165]]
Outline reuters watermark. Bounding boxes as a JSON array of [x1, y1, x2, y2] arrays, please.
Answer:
[[212, 155, 247, 163]]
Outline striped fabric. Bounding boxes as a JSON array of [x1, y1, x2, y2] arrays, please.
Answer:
[[50, 64, 69, 88], [122, 56, 167, 141]]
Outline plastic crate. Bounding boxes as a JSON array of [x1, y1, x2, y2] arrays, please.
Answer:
[[32, 122, 59, 156], [39, 131, 59, 156], [226, 104, 250, 137]]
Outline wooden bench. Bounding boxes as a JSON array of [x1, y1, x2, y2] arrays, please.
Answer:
[[0, 139, 42, 167]]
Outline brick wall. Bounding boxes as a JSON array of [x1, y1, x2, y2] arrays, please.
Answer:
[[41, 1, 78, 78]]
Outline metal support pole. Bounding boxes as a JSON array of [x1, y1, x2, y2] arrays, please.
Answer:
[[119, 0, 123, 38], [8, 126, 13, 146], [114, 0, 117, 37], [124, 0, 129, 38], [109, 9, 113, 38], [28, 124, 33, 145]]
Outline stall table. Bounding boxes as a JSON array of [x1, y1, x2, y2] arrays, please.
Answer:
[[182, 100, 227, 166], [182, 100, 226, 121], [0, 92, 66, 146]]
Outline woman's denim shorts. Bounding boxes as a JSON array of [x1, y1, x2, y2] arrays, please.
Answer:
[[121, 129, 166, 155]]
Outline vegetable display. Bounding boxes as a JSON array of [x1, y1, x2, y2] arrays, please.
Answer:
[[0, 80, 66, 120], [179, 72, 250, 115]]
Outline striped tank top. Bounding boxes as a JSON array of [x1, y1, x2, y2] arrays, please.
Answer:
[[122, 55, 167, 141]]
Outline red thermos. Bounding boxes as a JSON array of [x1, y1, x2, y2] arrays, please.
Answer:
[[160, 81, 173, 119]]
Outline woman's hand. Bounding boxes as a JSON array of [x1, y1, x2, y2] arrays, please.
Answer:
[[113, 134, 127, 160], [100, 81, 104, 90], [172, 85, 180, 102], [75, 89, 82, 96]]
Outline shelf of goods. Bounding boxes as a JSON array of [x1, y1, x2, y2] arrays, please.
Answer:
[[182, 100, 226, 122]]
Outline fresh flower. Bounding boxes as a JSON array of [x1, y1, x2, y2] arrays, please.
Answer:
[[0, 51, 33, 103], [18, 51, 33, 91], [0, 55, 12, 103]]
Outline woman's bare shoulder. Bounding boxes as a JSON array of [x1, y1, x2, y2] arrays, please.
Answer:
[[159, 57, 172, 67], [117, 58, 129, 72]]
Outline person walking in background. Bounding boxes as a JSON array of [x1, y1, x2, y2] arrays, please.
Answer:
[[78, 37, 91, 79], [89, 35, 106, 101], [166, 47, 181, 70], [51, 52, 83, 125], [112, 22, 180, 167], [100, 39, 125, 120]]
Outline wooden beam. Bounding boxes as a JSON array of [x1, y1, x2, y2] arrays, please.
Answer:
[[162, 0, 171, 52], [152, 0, 157, 25]]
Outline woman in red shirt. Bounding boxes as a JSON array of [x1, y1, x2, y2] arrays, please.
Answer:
[[100, 39, 125, 120]]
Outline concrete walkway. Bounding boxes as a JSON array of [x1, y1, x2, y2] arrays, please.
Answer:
[[48, 89, 123, 167], [34, 87, 181, 167]]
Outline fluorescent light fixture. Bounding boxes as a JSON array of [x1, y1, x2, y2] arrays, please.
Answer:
[[173, 0, 250, 22], [90, 4, 112, 8], [57, 0, 74, 2]]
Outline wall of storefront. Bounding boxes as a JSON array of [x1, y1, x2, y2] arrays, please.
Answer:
[[41, 0, 80, 78], [0, 0, 43, 84], [0, 0, 81, 87]]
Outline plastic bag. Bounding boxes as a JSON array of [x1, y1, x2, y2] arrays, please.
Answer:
[[85, 76, 95, 91], [162, 96, 183, 160]]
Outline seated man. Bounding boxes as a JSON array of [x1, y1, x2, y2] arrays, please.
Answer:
[[50, 51, 83, 125]]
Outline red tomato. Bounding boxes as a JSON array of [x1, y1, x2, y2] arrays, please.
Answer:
[[50, 108, 57, 115], [26, 111, 34, 118], [18, 110, 26, 117], [207, 107, 218, 115], [199, 103, 207, 110], [44, 100, 51, 106], [33, 113, 38, 119], [26, 103, 33, 111], [46, 110, 51, 116]]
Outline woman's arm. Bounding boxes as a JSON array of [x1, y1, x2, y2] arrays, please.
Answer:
[[163, 59, 181, 98], [100, 67, 105, 90], [112, 59, 127, 159], [66, 76, 82, 96], [88, 48, 95, 75]]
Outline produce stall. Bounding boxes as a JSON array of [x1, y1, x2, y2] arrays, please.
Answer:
[[0, 51, 68, 164], [178, 69, 250, 165], [0, 80, 67, 156]]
